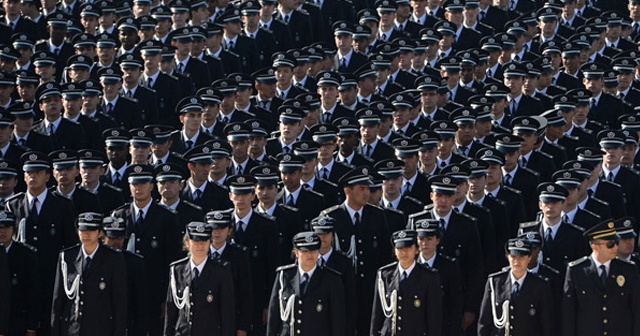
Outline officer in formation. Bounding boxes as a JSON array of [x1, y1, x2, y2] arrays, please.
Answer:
[[163, 221, 235, 336], [3, 0, 640, 334]]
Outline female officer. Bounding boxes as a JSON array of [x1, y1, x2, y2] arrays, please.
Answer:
[[267, 232, 346, 336], [371, 229, 443, 336], [164, 222, 235, 336]]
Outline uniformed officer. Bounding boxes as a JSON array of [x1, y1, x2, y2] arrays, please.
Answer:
[[415, 218, 463, 336], [478, 238, 554, 336], [371, 229, 443, 336], [155, 162, 203, 240], [310, 215, 357, 336], [51, 212, 128, 336], [206, 209, 253, 336], [102, 216, 149, 336], [164, 222, 236, 336], [0, 209, 40, 336], [614, 217, 640, 269], [266, 232, 347, 336], [563, 220, 640, 336], [48, 149, 103, 214], [77, 149, 126, 215]]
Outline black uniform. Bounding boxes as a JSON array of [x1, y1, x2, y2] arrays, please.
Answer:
[[0, 247, 8, 336], [213, 243, 253, 333], [6, 241, 40, 336], [181, 181, 233, 212], [92, 182, 126, 215], [322, 248, 357, 336], [421, 253, 463, 336], [149, 72, 180, 128], [164, 256, 236, 336], [101, 96, 143, 130], [50, 186, 103, 214], [276, 187, 325, 229], [478, 268, 554, 336], [267, 264, 346, 336], [12, 131, 55, 154], [563, 256, 640, 336], [539, 221, 590, 276], [122, 250, 148, 336], [371, 262, 443, 336], [257, 203, 305, 265], [51, 244, 128, 336], [32, 118, 87, 150]]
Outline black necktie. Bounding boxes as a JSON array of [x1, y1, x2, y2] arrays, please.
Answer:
[[212, 251, 220, 259], [193, 189, 202, 203], [84, 256, 92, 272], [354, 212, 360, 226], [106, 103, 113, 114], [287, 194, 295, 206], [599, 265, 607, 287], [135, 209, 144, 230], [193, 267, 200, 283], [29, 198, 39, 222], [607, 172, 614, 182], [300, 272, 309, 294], [520, 157, 527, 167], [503, 174, 512, 185], [544, 228, 553, 254], [511, 281, 520, 303], [400, 270, 408, 287], [235, 220, 245, 242], [18, 138, 26, 147], [587, 189, 594, 198], [185, 140, 194, 150], [113, 171, 121, 185], [439, 218, 446, 232]]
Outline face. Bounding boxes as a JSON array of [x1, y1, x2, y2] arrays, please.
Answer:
[[507, 253, 532, 275], [339, 87, 357, 106], [80, 165, 102, 185], [275, 66, 293, 87], [516, 132, 536, 154], [394, 245, 418, 264], [503, 151, 519, 170], [592, 239, 619, 261], [255, 184, 278, 205], [0, 125, 12, 146], [399, 155, 419, 176], [392, 108, 410, 127], [337, 134, 359, 154], [186, 238, 211, 259], [318, 85, 338, 107], [78, 229, 101, 246], [602, 146, 622, 166], [281, 170, 302, 191], [504, 76, 524, 95], [583, 77, 604, 94], [211, 227, 230, 245], [335, 34, 353, 53], [249, 136, 267, 157], [345, 184, 370, 208], [104, 236, 125, 249], [618, 237, 635, 257], [419, 147, 437, 167], [129, 182, 154, 202], [317, 140, 337, 161], [179, 111, 203, 132], [0, 225, 14, 246], [430, 192, 453, 215], [0, 177, 17, 197], [438, 138, 455, 157], [36, 95, 60, 117], [24, 169, 49, 191], [539, 200, 564, 222], [106, 146, 128, 167], [418, 235, 439, 256], [622, 144, 637, 167], [456, 123, 475, 145], [279, 121, 302, 142], [53, 166, 79, 187], [295, 249, 320, 270], [360, 124, 379, 143], [382, 175, 402, 197]]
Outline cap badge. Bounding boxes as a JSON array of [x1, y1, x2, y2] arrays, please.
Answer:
[[133, 166, 143, 173]]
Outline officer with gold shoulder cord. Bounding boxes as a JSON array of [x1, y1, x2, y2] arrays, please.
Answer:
[[266, 232, 346, 336], [478, 238, 554, 336], [371, 229, 443, 336]]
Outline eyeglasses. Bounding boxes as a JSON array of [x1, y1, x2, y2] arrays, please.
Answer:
[[597, 240, 620, 249]]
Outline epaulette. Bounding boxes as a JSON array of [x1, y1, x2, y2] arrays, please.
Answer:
[[259, 26, 273, 33], [487, 196, 507, 206], [6, 192, 24, 202], [171, 151, 184, 159], [61, 244, 81, 252], [362, 155, 374, 164], [167, 74, 179, 81], [321, 265, 342, 276], [52, 190, 71, 200], [112, 203, 129, 212], [578, 127, 593, 134], [601, 179, 622, 188], [306, 188, 325, 199], [379, 261, 398, 270], [530, 271, 550, 283], [629, 167, 640, 176], [121, 96, 138, 104], [590, 196, 609, 206], [384, 206, 405, 216], [403, 196, 424, 207], [567, 256, 588, 267], [522, 166, 540, 177], [529, 95, 541, 103], [548, 141, 566, 151], [416, 262, 438, 273], [170, 256, 190, 266], [298, 8, 310, 15], [540, 263, 560, 275], [589, 120, 604, 128], [230, 241, 249, 251], [211, 257, 230, 267], [581, 208, 601, 219], [334, 249, 349, 258], [276, 263, 297, 272], [488, 268, 510, 277], [145, 86, 157, 94], [321, 204, 341, 215], [157, 203, 178, 214], [503, 185, 522, 194], [563, 134, 580, 141], [77, 184, 98, 195], [280, 204, 299, 212], [438, 252, 456, 263], [226, 50, 240, 57], [23, 242, 37, 252], [457, 211, 477, 222], [318, 178, 338, 188], [183, 200, 202, 211], [102, 182, 123, 192], [408, 208, 430, 220], [469, 202, 490, 213], [538, 150, 554, 160], [254, 210, 275, 222], [123, 249, 143, 259], [566, 222, 585, 232]]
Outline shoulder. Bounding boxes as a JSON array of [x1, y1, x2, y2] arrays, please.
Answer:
[[303, 188, 325, 199], [77, 184, 97, 195], [320, 265, 342, 277], [564, 222, 585, 233], [503, 185, 522, 195], [276, 263, 297, 273], [590, 196, 609, 206], [416, 262, 438, 274], [61, 244, 81, 253], [111, 203, 130, 214], [14, 241, 38, 253], [600, 180, 622, 188], [322, 204, 342, 215], [209, 257, 230, 268], [567, 256, 589, 268], [454, 211, 478, 223], [182, 200, 202, 211], [6, 192, 25, 203], [229, 241, 249, 252], [438, 252, 457, 264], [521, 167, 540, 177], [540, 263, 560, 275], [379, 261, 398, 274], [535, 150, 554, 160], [280, 204, 299, 213], [170, 256, 190, 267], [253, 210, 276, 223], [156, 202, 178, 214], [488, 268, 509, 278]]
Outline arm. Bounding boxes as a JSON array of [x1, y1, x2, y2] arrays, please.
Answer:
[[219, 265, 236, 336], [539, 280, 555, 336], [427, 271, 443, 336], [561, 267, 577, 336], [329, 275, 346, 336], [26, 248, 41, 332], [237, 249, 254, 332], [477, 278, 493, 336], [266, 271, 282, 336], [50, 253, 65, 336], [163, 268, 178, 336], [0, 249, 9, 336], [111, 253, 128, 336], [369, 272, 384, 336]]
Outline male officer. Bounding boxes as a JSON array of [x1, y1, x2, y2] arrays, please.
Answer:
[[48, 150, 103, 214], [181, 143, 232, 212], [227, 174, 279, 336], [6, 151, 77, 336], [102, 216, 149, 336], [563, 220, 640, 336], [321, 166, 391, 336], [276, 153, 325, 229], [293, 140, 341, 207], [599, 130, 640, 221], [33, 82, 86, 150], [51, 212, 127, 336], [266, 232, 346, 336], [170, 96, 214, 155], [110, 164, 181, 336], [0, 209, 40, 336], [156, 163, 203, 238], [311, 123, 352, 184], [478, 238, 554, 336], [77, 149, 125, 215]]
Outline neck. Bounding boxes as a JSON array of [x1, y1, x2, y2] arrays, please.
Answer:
[[259, 199, 274, 210], [346, 199, 363, 211], [29, 186, 46, 196], [81, 180, 99, 190], [134, 198, 151, 209], [512, 269, 526, 280], [162, 195, 179, 206], [399, 259, 414, 269], [421, 250, 435, 261], [594, 252, 611, 264], [58, 183, 75, 195], [83, 242, 98, 255], [235, 207, 250, 218], [191, 254, 206, 265]]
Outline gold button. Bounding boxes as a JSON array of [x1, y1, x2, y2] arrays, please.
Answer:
[[603, 307, 607, 311], [603, 319, 608, 324]]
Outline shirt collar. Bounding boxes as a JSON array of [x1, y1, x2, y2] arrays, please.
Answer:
[[132, 199, 152, 218], [298, 264, 317, 279], [418, 253, 436, 268], [82, 244, 99, 260], [397, 260, 417, 277], [189, 256, 207, 274]]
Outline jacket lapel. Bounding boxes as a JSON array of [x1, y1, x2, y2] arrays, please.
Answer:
[[74, 248, 84, 278], [585, 258, 604, 290]]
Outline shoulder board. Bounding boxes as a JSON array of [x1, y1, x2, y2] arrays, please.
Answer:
[[549, 142, 566, 151], [229, 241, 249, 251], [537, 150, 554, 160], [488, 268, 510, 277], [617, 257, 636, 266], [297, 8, 310, 15], [23, 242, 37, 252], [578, 127, 593, 134], [530, 272, 550, 283], [438, 252, 456, 263], [121, 96, 137, 103], [522, 167, 540, 177], [6, 192, 25, 202], [361, 155, 374, 163], [567, 256, 589, 267], [227, 50, 240, 57], [102, 182, 123, 192], [321, 204, 341, 215], [385, 207, 405, 215], [469, 202, 490, 213], [318, 178, 338, 188], [457, 211, 477, 222], [581, 208, 601, 219], [364, 203, 385, 212], [276, 263, 297, 272], [52, 190, 71, 200], [566, 222, 585, 232], [528, 95, 541, 103], [61, 243, 81, 252], [487, 196, 507, 206], [157, 203, 178, 214], [145, 87, 157, 94], [601, 180, 622, 188], [416, 262, 438, 272], [124, 249, 143, 259], [280, 204, 299, 212], [540, 263, 560, 275], [408, 208, 430, 219], [305, 188, 325, 198], [564, 134, 580, 141], [403, 196, 424, 206], [589, 120, 604, 127], [590, 196, 609, 206], [112, 203, 130, 212], [380, 261, 398, 271], [77, 184, 98, 195], [254, 211, 275, 222], [212, 257, 230, 267], [321, 265, 342, 276], [167, 74, 179, 81], [182, 200, 202, 211], [503, 185, 522, 194], [334, 249, 349, 258], [170, 256, 190, 266], [259, 27, 273, 33]]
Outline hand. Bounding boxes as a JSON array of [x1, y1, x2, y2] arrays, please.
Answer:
[[25, 331, 37, 336], [236, 330, 247, 336], [461, 311, 476, 331], [262, 308, 268, 325]]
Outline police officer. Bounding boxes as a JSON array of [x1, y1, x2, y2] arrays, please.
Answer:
[[0, 209, 40, 336], [478, 238, 554, 336], [77, 149, 126, 215], [563, 220, 640, 336], [164, 222, 236, 336], [371, 229, 443, 336], [48, 149, 103, 214], [206, 209, 253, 336], [266, 232, 346, 336], [51, 212, 127, 336], [102, 216, 149, 336]]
